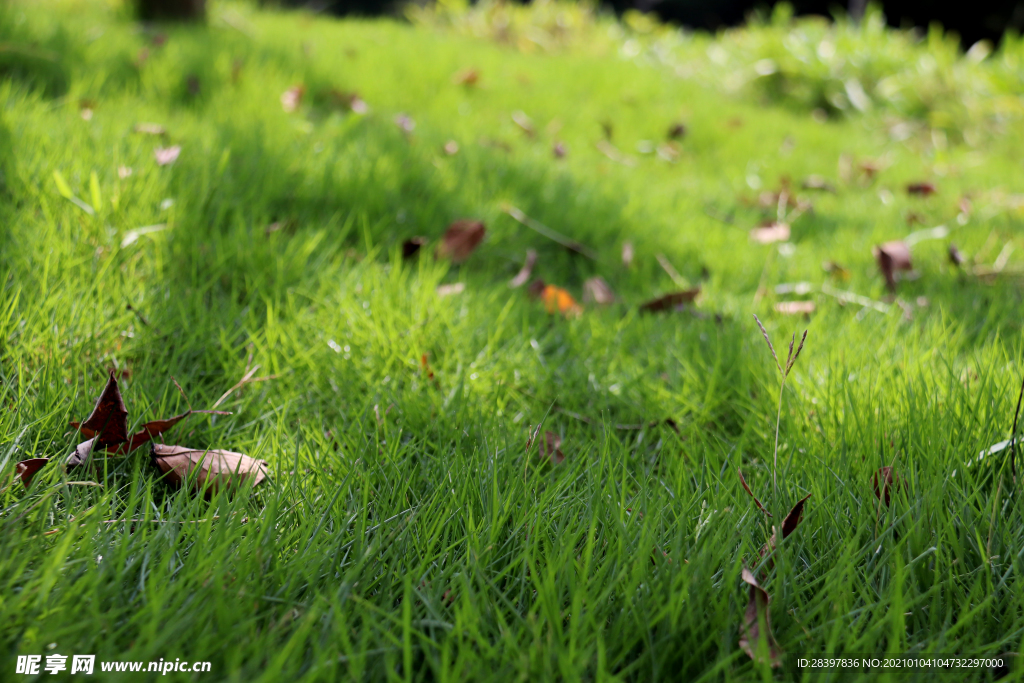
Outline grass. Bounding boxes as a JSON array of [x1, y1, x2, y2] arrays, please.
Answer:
[[1, 0, 1024, 680]]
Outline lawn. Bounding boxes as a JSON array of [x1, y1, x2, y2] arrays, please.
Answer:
[[2, 0, 1024, 680]]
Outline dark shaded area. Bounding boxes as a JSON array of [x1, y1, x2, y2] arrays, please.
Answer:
[[290, 0, 1024, 47], [135, 0, 207, 21]]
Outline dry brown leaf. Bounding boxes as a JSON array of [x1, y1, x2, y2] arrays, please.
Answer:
[[452, 68, 479, 86], [667, 122, 686, 140], [739, 567, 782, 667], [154, 146, 181, 166], [737, 468, 771, 517], [872, 241, 913, 292], [402, 237, 426, 259], [540, 285, 582, 318], [15, 458, 49, 488], [528, 430, 564, 464], [780, 493, 811, 538], [280, 85, 304, 113], [436, 220, 485, 263], [582, 277, 615, 305], [906, 181, 937, 196], [872, 466, 901, 507], [509, 249, 537, 288], [152, 444, 268, 493], [73, 372, 129, 448], [774, 301, 815, 315], [639, 289, 700, 313], [750, 222, 790, 244]]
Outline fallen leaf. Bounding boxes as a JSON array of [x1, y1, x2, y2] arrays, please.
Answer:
[[774, 301, 815, 315], [872, 241, 913, 291], [15, 458, 49, 488], [529, 430, 564, 464], [639, 289, 700, 313], [66, 438, 97, 468], [539, 285, 582, 318], [394, 114, 415, 133], [511, 111, 534, 137], [443, 140, 459, 155], [436, 220, 485, 263], [739, 567, 782, 667], [949, 244, 965, 267], [280, 85, 304, 113], [667, 122, 686, 139], [121, 409, 229, 454], [151, 444, 268, 493], [622, 242, 634, 268], [452, 68, 479, 86], [801, 175, 835, 192], [436, 283, 465, 297], [750, 222, 790, 244], [737, 468, 771, 517], [780, 493, 811, 538], [907, 181, 937, 196], [402, 237, 426, 259], [552, 141, 567, 158], [73, 372, 129, 448], [134, 123, 166, 136], [582, 277, 615, 304], [154, 146, 181, 166], [872, 466, 900, 506], [508, 249, 537, 288]]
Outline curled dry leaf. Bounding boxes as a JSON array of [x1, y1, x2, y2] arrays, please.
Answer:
[[758, 493, 812, 560], [154, 146, 181, 166], [750, 222, 790, 244], [872, 466, 901, 507], [639, 288, 700, 313], [906, 181, 937, 196], [280, 85, 304, 113], [73, 372, 129, 448], [152, 444, 267, 493], [774, 301, 815, 315], [873, 241, 913, 292], [15, 458, 50, 488], [737, 468, 771, 517], [508, 249, 537, 288], [582, 277, 615, 305], [739, 567, 782, 668], [402, 237, 426, 259], [436, 220, 485, 263]]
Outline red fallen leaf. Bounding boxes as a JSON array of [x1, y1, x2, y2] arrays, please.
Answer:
[[527, 429, 564, 464], [872, 241, 913, 292], [949, 244, 965, 267], [154, 146, 181, 166], [452, 68, 479, 86], [280, 85, 304, 113], [780, 493, 811, 538], [73, 372, 129, 449], [667, 122, 686, 140], [774, 301, 815, 315], [540, 285, 582, 318], [508, 249, 537, 288], [151, 444, 268, 494], [402, 237, 426, 259], [737, 468, 771, 517], [436, 220, 485, 263], [15, 458, 49, 487], [872, 466, 901, 506], [739, 567, 782, 667], [639, 288, 700, 313], [552, 141, 567, 158], [750, 222, 790, 244], [582, 277, 615, 305], [906, 181, 937, 196]]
